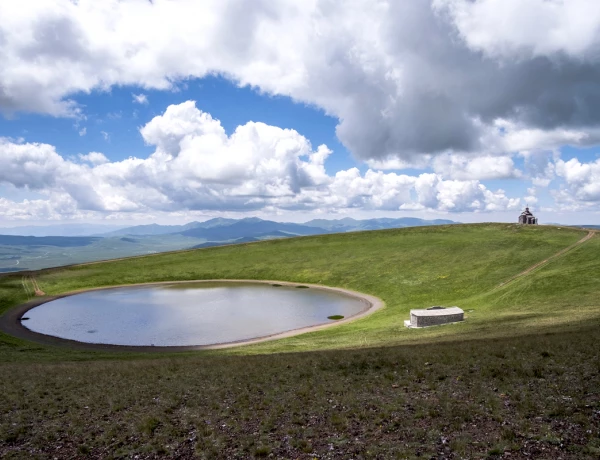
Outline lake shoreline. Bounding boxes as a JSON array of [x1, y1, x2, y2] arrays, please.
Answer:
[[0, 279, 384, 352]]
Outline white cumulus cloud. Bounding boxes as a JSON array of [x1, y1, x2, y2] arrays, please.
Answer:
[[78, 152, 109, 165], [434, 0, 600, 59], [432, 154, 521, 181], [132, 93, 149, 105], [0, 102, 521, 220], [1, 0, 600, 167], [555, 157, 600, 205]]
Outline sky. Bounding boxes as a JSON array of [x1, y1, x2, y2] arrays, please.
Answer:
[[1, 0, 600, 226]]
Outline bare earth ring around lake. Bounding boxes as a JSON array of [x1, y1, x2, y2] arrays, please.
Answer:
[[0, 280, 384, 352]]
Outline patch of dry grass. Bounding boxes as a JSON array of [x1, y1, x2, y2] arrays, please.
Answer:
[[0, 329, 599, 458]]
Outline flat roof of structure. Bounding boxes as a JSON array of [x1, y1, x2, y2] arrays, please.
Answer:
[[410, 307, 464, 317]]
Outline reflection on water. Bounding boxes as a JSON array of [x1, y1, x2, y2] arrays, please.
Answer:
[[24, 282, 367, 346]]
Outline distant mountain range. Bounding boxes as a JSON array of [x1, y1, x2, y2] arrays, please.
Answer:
[[0, 217, 458, 272], [99, 216, 458, 242], [303, 217, 456, 232], [98, 218, 238, 237], [572, 225, 600, 230]]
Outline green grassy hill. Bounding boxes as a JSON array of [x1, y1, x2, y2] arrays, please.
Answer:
[[1, 224, 599, 458], [1, 223, 597, 358]]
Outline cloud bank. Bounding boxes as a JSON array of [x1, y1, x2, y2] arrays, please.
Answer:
[[2, 0, 600, 163], [1, 1, 600, 219], [0, 102, 522, 220]]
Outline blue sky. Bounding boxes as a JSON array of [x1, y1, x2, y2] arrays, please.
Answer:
[[2, 77, 356, 175], [1, 1, 600, 226]]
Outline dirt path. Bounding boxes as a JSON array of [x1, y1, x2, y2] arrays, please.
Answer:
[[21, 276, 46, 297], [494, 230, 595, 291], [30, 277, 45, 296]]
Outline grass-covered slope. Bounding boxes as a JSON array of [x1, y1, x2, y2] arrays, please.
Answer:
[[468, 231, 600, 334], [0, 223, 597, 360], [1, 224, 600, 458], [1, 330, 599, 459]]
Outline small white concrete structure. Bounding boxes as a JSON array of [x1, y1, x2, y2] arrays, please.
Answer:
[[404, 306, 464, 328]]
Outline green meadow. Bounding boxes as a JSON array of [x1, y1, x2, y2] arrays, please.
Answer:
[[1, 224, 599, 458]]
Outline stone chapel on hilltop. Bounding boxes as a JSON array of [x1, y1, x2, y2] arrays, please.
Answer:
[[518, 207, 538, 225]]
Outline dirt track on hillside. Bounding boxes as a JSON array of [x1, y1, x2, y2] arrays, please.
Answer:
[[495, 230, 595, 290]]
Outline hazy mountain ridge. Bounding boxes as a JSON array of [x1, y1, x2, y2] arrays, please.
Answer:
[[178, 218, 326, 241], [572, 225, 600, 230], [307, 217, 456, 232], [98, 218, 238, 237], [105, 216, 458, 239], [0, 217, 459, 272]]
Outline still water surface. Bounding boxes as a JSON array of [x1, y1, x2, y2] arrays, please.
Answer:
[[24, 282, 367, 346]]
